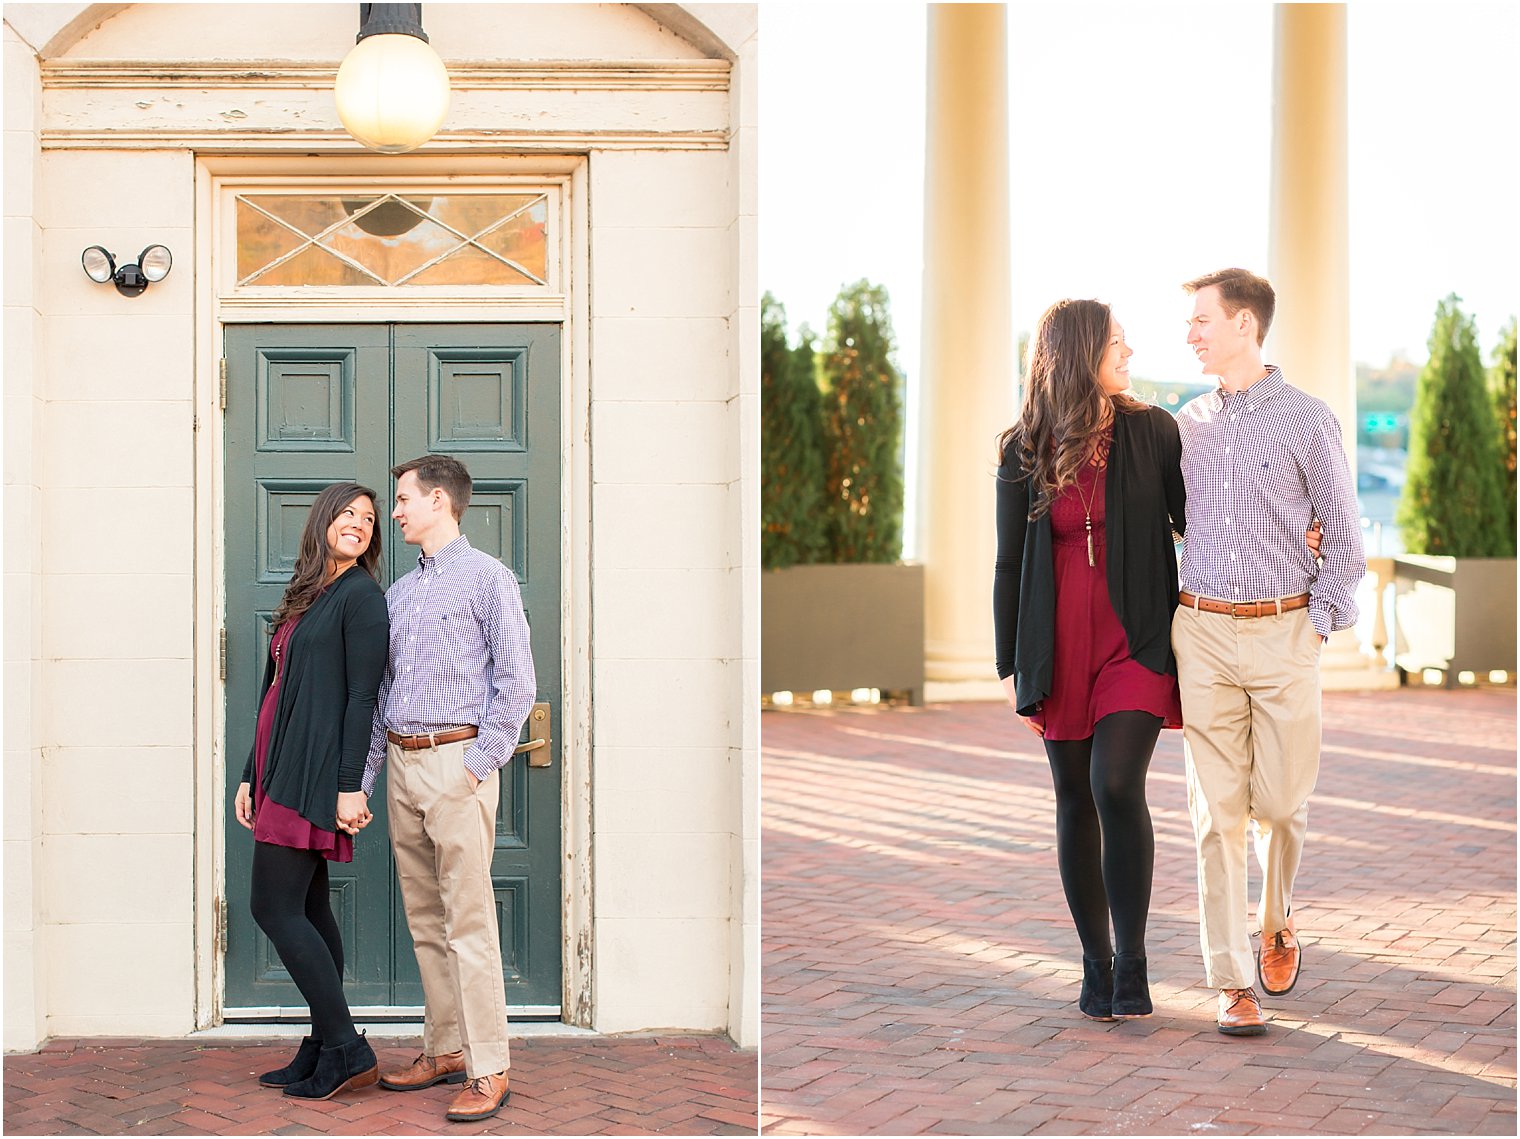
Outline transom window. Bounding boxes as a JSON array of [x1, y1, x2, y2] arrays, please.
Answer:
[[232, 190, 552, 289]]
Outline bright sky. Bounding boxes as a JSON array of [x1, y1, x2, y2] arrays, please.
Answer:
[[760, 0, 1520, 391]]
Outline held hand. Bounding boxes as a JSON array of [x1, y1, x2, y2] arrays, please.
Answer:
[[235, 782, 255, 830], [1306, 519, 1323, 558], [336, 791, 368, 835], [1001, 676, 1045, 737]]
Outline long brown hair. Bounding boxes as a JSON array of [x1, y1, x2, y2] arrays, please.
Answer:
[[272, 482, 382, 625], [997, 298, 1145, 516]]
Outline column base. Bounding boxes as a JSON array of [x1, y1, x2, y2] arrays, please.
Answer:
[[924, 646, 1005, 703], [923, 678, 1008, 704], [1320, 627, 1400, 691]]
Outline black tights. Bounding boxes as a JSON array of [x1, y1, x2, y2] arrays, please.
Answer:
[[249, 841, 357, 1046], [1044, 710, 1162, 959]]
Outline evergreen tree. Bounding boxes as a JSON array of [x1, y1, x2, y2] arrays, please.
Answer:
[[1396, 295, 1510, 556], [819, 280, 905, 563], [1490, 317, 1517, 555], [761, 294, 829, 569]]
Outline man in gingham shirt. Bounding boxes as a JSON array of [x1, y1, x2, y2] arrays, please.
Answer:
[[360, 454, 535, 1122], [1173, 269, 1365, 1037]]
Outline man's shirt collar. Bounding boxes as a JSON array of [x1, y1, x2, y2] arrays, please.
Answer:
[[1210, 365, 1284, 411], [418, 533, 471, 571]]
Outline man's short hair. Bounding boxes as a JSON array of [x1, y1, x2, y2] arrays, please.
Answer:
[[392, 454, 473, 521], [1183, 268, 1276, 346]]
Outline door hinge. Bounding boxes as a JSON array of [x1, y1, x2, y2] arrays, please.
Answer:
[[214, 896, 228, 957], [219, 627, 228, 681], [218, 357, 228, 411]]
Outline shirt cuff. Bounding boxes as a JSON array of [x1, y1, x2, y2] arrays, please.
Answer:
[[463, 744, 500, 782], [1308, 603, 1332, 639], [360, 754, 382, 798]]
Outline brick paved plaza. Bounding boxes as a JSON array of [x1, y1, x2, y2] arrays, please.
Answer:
[[3, 1033, 756, 1136], [762, 689, 1516, 1135]]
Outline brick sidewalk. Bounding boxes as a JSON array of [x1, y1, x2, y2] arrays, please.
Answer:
[[762, 689, 1517, 1135], [3, 1033, 756, 1136]]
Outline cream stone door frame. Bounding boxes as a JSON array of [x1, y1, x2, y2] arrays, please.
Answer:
[[191, 156, 594, 1029]]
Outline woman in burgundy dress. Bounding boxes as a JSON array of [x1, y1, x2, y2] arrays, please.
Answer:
[[234, 481, 389, 1097], [993, 299, 1185, 1020]]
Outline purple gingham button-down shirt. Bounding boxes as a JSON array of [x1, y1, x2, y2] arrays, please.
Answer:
[[1177, 366, 1366, 637], [363, 535, 536, 794]]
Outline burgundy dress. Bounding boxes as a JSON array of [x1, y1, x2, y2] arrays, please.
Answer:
[[1032, 445, 1183, 741], [253, 614, 354, 863]]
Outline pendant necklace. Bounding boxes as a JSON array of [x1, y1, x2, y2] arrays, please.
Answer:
[[1073, 468, 1099, 568], [1072, 433, 1109, 569]]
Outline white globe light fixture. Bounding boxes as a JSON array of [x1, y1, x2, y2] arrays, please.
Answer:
[[335, 4, 451, 154]]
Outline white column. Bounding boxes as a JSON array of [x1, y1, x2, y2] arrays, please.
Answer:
[[1269, 3, 1394, 689], [1268, 2, 1353, 446], [919, 3, 1012, 697]]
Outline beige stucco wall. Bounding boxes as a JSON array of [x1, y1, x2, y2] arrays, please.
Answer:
[[34, 141, 199, 1038], [586, 143, 741, 1034], [3, 18, 47, 1054], [583, 2, 758, 1042], [707, 0, 761, 1054], [3, 1, 757, 1052]]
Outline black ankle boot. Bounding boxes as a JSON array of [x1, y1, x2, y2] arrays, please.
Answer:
[[283, 1032, 379, 1100], [1079, 955, 1116, 1020], [1112, 952, 1153, 1018], [258, 1035, 322, 1088]]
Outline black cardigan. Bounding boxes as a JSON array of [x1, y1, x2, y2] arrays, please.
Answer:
[[241, 565, 390, 828], [993, 404, 1186, 717]]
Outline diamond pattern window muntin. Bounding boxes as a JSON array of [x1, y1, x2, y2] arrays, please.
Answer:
[[234, 191, 552, 290]]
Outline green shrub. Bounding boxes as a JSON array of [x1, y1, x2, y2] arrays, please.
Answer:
[[761, 294, 829, 569], [1397, 295, 1511, 556], [819, 281, 905, 564], [1490, 316, 1517, 554]]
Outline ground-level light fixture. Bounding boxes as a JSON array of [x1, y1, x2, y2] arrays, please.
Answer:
[[80, 244, 173, 297], [335, 4, 451, 154]]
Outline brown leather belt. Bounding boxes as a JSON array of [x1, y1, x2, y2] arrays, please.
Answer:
[[387, 726, 479, 750], [1179, 591, 1311, 619]]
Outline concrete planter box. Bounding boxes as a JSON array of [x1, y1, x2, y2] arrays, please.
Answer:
[[761, 563, 925, 704], [1392, 555, 1517, 681]]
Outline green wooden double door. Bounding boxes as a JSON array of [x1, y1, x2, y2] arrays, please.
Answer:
[[223, 323, 562, 1016]]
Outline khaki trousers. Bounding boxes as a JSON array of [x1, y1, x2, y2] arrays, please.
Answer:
[[386, 739, 510, 1076], [1172, 605, 1322, 989]]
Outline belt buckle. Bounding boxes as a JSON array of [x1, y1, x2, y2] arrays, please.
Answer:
[[1230, 601, 1250, 619]]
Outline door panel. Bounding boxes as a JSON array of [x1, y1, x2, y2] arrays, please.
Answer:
[[391, 325, 562, 1010], [224, 323, 562, 1013]]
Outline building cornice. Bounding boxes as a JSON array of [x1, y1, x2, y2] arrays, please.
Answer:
[[41, 130, 728, 152], [39, 58, 730, 90], [39, 58, 731, 151]]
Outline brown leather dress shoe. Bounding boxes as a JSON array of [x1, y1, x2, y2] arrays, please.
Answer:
[[446, 1071, 511, 1122], [1217, 987, 1267, 1035], [1257, 919, 1302, 996], [378, 1049, 467, 1091]]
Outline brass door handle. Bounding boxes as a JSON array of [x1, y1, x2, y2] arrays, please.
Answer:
[[513, 702, 552, 767]]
